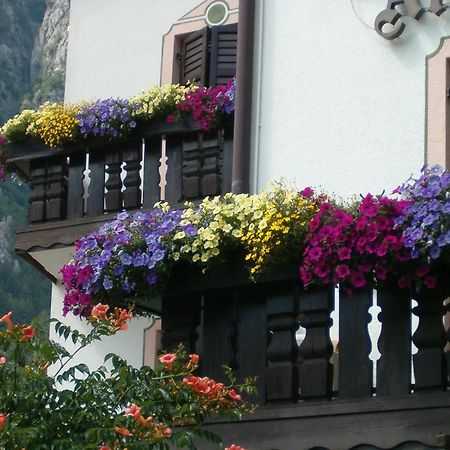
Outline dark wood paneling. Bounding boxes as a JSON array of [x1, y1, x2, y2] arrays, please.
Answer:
[[161, 293, 201, 354], [67, 152, 86, 219], [104, 149, 122, 212], [86, 150, 105, 217], [221, 125, 233, 194], [142, 137, 162, 209], [235, 287, 267, 405], [165, 136, 183, 206], [201, 292, 238, 381], [209, 23, 238, 86], [123, 144, 142, 209], [298, 287, 334, 400], [339, 289, 373, 398], [199, 401, 450, 450], [412, 286, 447, 391], [28, 159, 46, 223], [266, 283, 299, 403], [180, 27, 209, 86], [45, 157, 68, 221], [377, 287, 411, 396]]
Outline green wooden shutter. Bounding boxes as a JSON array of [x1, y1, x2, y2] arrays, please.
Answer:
[[209, 23, 238, 86]]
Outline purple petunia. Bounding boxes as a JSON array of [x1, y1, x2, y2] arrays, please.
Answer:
[[61, 205, 198, 318], [396, 164, 450, 263]]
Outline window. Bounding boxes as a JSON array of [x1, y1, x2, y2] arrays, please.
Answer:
[[177, 23, 238, 86]]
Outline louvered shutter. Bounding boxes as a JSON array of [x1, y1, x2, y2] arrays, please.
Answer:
[[179, 27, 210, 86], [209, 23, 238, 86]]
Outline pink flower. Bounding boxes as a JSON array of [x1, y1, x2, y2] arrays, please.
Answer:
[[423, 275, 437, 289], [228, 389, 242, 401], [0, 135, 6, 146], [159, 353, 176, 368], [0, 311, 14, 329], [166, 115, 174, 124], [0, 357, 6, 365], [0, 413, 6, 431], [225, 445, 247, 450], [337, 248, 351, 261], [163, 427, 172, 437], [21, 326, 35, 341], [189, 353, 200, 364], [124, 403, 141, 417], [90, 303, 109, 320], [350, 272, 366, 289], [398, 276, 411, 289], [375, 245, 387, 257], [416, 266, 429, 278], [114, 426, 132, 436], [300, 187, 314, 198], [336, 265, 350, 279], [375, 265, 387, 281]]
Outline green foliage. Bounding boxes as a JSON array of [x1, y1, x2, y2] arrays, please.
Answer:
[[0, 313, 253, 449]]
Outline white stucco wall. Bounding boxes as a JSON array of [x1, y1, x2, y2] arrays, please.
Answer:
[[48, 282, 155, 374], [252, 0, 450, 199], [64, 0, 202, 102]]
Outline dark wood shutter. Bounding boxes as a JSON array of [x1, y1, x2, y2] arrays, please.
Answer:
[[209, 23, 238, 86], [179, 27, 210, 86]]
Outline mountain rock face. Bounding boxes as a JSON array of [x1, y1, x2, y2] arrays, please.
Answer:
[[29, 0, 70, 105], [0, 0, 46, 123], [0, 0, 70, 322]]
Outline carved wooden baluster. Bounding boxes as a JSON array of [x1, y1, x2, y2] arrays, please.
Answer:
[[164, 135, 183, 206], [67, 152, 86, 219], [142, 137, 162, 208], [86, 150, 105, 217], [339, 288, 373, 398], [45, 157, 68, 221], [266, 283, 299, 403], [297, 287, 334, 400], [376, 287, 411, 396], [104, 149, 122, 212], [412, 285, 447, 391], [200, 131, 222, 197], [445, 298, 450, 388], [221, 125, 233, 194], [123, 144, 142, 209], [181, 133, 202, 200], [161, 293, 201, 354], [28, 159, 47, 223]]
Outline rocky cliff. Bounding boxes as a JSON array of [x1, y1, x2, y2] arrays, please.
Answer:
[[0, 0, 70, 322], [28, 0, 70, 106], [0, 0, 46, 123]]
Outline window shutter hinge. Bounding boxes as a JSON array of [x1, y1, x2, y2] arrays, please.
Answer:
[[176, 52, 183, 61]]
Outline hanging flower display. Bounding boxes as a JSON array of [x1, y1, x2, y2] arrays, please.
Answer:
[[395, 164, 450, 267]]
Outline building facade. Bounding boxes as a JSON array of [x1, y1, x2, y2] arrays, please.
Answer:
[[8, 0, 450, 448]]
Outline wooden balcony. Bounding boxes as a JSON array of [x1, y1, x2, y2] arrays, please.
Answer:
[[160, 266, 450, 449], [7, 117, 233, 259]]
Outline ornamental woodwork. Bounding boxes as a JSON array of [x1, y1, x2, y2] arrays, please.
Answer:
[[266, 284, 299, 403], [104, 150, 122, 212], [122, 145, 142, 209], [297, 287, 334, 400], [376, 287, 411, 396], [339, 289, 373, 398], [412, 285, 447, 391]]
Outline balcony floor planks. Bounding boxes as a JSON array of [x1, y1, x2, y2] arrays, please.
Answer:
[[198, 392, 450, 450]]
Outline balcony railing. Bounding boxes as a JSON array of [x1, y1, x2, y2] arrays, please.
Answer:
[[159, 265, 450, 449], [7, 118, 233, 253]]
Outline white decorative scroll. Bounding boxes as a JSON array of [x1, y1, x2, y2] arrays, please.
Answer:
[[375, 0, 449, 40]]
